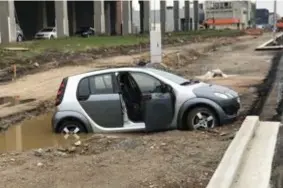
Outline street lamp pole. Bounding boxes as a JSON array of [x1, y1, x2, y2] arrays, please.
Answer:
[[153, 0, 156, 30], [273, 0, 277, 42]]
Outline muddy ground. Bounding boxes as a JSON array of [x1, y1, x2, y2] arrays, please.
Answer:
[[0, 36, 244, 130], [0, 31, 243, 83], [0, 33, 276, 188]]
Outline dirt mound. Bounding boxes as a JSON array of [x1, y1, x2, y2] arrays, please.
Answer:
[[245, 28, 263, 36]]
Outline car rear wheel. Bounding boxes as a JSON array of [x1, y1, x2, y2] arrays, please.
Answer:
[[57, 120, 87, 134], [17, 35, 23, 42], [185, 107, 218, 130]]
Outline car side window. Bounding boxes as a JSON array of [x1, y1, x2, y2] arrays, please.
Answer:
[[130, 72, 163, 93], [77, 77, 90, 97], [89, 74, 114, 94]]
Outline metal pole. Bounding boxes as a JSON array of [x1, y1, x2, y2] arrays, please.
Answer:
[[273, 0, 277, 42], [153, 0, 156, 30]]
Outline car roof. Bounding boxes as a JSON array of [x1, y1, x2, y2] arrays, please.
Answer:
[[70, 67, 156, 79]]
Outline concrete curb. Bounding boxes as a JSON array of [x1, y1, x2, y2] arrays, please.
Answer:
[[255, 32, 283, 50], [206, 116, 260, 188]]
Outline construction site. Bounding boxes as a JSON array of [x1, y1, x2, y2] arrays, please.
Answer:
[[1, 0, 283, 188]]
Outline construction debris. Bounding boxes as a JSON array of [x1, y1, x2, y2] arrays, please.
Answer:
[[198, 69, 229, 79], [245, 28, 263, 36]]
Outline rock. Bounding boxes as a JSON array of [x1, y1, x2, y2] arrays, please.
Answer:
[[37, 162, 43, 167], [34, 148, 44, 157], [45, 148, 52, 153], [33, 62, 39, 67], [54, 151, 68, 157], [249, 87, 257, 93], [74, 140, 82, 146], [57, 147, 67, 152], [160, 143, 166, 146], [68, 146, 76, 153], [83, 144, 89, 148], [198, 69, 228, 79], [10, 158, 15, 162]]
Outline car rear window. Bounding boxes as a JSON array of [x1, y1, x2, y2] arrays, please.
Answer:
[[77, 74, 114, 97], [89, 74, 113, 94], [77, 78, 90, 97]]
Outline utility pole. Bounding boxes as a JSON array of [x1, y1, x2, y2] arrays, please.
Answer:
[[153, 0, 156, 30], [273, 0, 277, 42]]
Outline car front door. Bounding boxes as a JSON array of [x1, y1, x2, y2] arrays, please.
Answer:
[[130, 72, 174, 132], [77, 73, 123, 128]]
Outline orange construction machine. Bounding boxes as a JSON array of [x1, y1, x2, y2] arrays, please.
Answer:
[[276, 18, 283, 31]]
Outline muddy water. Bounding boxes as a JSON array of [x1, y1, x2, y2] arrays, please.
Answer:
[[0, 113, 90, 153]]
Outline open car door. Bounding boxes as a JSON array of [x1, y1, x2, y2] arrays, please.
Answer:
[[130, 72, 174, 132], [143, 92, 174, 132]]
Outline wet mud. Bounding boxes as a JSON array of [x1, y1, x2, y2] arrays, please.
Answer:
[[0, 113, 90, 153], [0, 96, 36, 107], [266, 51, 283, 188], [248, 51, 281, 117]]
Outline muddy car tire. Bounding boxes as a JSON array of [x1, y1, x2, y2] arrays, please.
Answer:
[[17, 35, 23, 42], [184, 107, 219, 131], [57, 120, 87, 134]]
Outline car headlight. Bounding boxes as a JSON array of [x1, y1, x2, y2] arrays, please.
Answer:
[[214, 92, 229, 99], [226, 93, 234, 98]]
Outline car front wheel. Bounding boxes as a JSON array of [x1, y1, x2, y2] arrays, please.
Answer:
[[57, 120, 87, 134], [185, 107, 219, 130]]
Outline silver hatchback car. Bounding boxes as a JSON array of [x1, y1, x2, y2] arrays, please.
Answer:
[[52, 67, 240, 134]]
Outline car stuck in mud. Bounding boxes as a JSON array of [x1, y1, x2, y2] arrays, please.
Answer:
[[52, 67, 240, 134]]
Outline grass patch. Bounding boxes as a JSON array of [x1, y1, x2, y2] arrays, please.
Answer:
[[0, 29, 244, 68]]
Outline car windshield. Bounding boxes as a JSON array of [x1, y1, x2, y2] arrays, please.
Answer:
[[147, 68, 189, 85], [40, 28, 53, 32]]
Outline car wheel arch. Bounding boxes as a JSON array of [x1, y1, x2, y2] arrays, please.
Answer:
[[177, 98, 223, 129], [55, 113, 92, 133]]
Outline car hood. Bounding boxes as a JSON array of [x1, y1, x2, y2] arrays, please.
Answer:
[[192, 82, 239, 99]]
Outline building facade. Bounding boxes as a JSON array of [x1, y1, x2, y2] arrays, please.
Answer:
[[255, 8, 269, 28], [204, 0, 255, 29], [132, 3, 204, 33]]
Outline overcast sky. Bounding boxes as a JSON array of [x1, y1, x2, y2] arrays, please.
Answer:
[[132, 0, 283, 17]]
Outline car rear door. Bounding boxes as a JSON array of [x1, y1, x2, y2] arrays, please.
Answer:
[[130, 72, 174, 132], [77, 73, 123, 128]]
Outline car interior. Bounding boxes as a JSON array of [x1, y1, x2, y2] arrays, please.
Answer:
[[117, 72, 176, 123]]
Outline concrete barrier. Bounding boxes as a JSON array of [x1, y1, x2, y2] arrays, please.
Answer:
[[255, 32, 283, 51], [206, 116, 280, 188]]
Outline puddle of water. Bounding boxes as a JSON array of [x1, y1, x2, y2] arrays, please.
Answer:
[[0, 113, 90, 153]]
